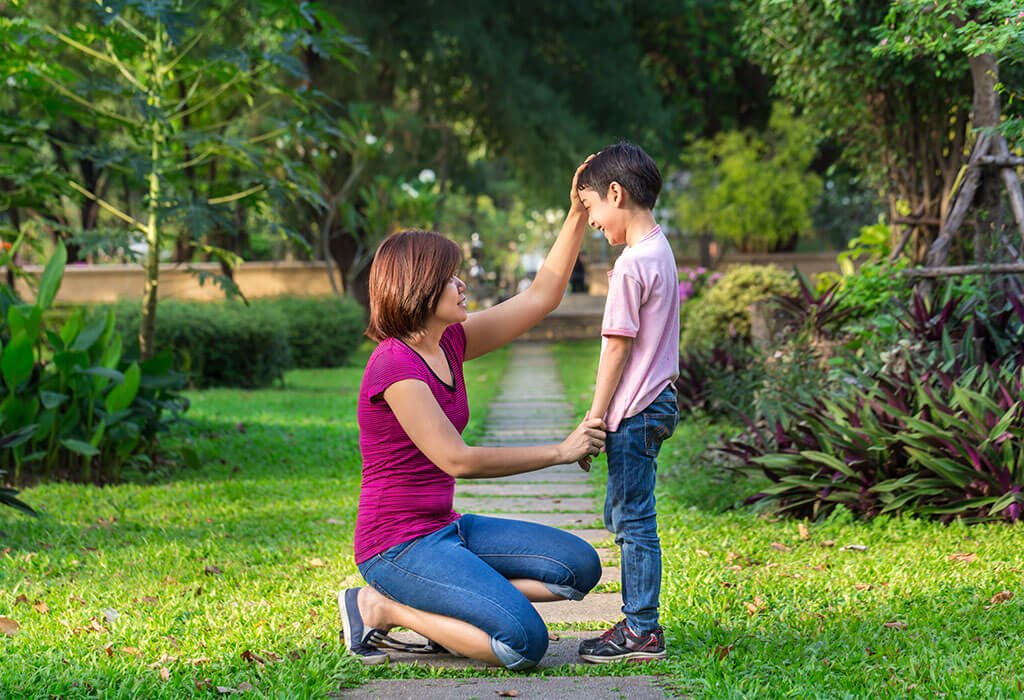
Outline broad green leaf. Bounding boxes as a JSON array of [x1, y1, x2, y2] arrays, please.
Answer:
[[7, 305, 42, 343], [39, 391, 68, 410], [71, 313, 108, 352], [61, 438, 99, 457], [79, 367, 125, 383], [1, 332, 34, 390], [59, 309, 83, 348], [105, 362, 140, 414], [89, 420, 106, 448], [36, 242, 66, 310]]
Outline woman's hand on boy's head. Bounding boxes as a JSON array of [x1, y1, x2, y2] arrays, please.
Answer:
[[569, 154, 595, 214]]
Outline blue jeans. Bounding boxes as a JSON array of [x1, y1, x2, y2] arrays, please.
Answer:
[[357, 513, 601, 670], [604, 385, 679, 634]]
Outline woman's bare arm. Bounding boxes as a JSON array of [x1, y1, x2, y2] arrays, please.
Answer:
[[383, 379, 605, 478]]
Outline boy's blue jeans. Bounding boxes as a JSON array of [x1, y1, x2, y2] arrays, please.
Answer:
[[604, 385, 679, 634], [357, 513, 601, 670]]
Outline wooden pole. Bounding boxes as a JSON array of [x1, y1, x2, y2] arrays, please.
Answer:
[[924, 132, 992, 268], [903, 262, 1024, 278]]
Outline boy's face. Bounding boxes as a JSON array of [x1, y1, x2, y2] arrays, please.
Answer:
[[578, 184, 627, 246]]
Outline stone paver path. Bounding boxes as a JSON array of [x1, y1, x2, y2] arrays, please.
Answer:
[[340, 342, 671, 699]]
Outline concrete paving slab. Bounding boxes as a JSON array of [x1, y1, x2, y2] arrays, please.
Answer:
[[561, 528, 611, 544], [346, 630, 640, 672], [455, 483, 595, 497], [537, 593, 622, 625], [336, 675, 670, 699], [485, 512, 603, 528], [455, 497, 596, 513]]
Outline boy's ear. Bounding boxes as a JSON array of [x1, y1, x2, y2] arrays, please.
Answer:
[[607, 181, 627, 208]]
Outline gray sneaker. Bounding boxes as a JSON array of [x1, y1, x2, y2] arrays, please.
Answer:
[[338, 588, 389, 665]]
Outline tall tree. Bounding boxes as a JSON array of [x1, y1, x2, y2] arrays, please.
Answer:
[[4, 0, 353, 357], [744, 1, 976, 261]]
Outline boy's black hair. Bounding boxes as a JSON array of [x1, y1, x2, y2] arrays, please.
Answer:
[[576, 141, 662, 209]]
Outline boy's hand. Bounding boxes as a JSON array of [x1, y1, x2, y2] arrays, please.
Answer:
[[569, 154, 594, 215]]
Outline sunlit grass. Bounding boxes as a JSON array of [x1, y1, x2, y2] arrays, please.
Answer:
[[554, 339, 1024, 698], [0, 345, 508, 698]]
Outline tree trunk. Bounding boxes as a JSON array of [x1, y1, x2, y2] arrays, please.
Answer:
[[970, 54, 1001, 263]]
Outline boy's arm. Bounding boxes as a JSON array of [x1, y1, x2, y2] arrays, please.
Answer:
[[589, 336, 633, 422], [579, 335, 632, 471]]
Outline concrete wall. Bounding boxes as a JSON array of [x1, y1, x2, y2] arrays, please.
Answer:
[[13, 261, 335, 304], [11, 251, 839, 305]]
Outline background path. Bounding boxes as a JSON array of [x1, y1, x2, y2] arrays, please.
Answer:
[[340, 342, 670, 699]]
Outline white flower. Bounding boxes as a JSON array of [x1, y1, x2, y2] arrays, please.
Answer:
[[6, 77, 15, 87], [365, 134, 378, 145], [400, 182, 419, 198], [418, 168, 436, 184]]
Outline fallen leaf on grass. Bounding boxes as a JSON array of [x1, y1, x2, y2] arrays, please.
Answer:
[[712, 644, 734, 661], [305, 558, 326, 569], [0, 617, 21, 636], [14, 594, 29, 606], [120, 646, 140, 656], [325, 518, 345, 526], [138, 596, 159, 605], [33, 602, 49, 614], [695, 548, 710, 557], [770, 542, 791, 552], [744, 596, 766, 615], [819, 540, 836, 548], [103, 608, 119, 623], [948, 552, 976, 563], [883, 621, 907, 630], [987, 591, 1014, 609], [798, 523, 810, 541], [839, 544, 868, 552], [854, 584, 873, 591], [159, 667, 170, 682], [204, 565, 223, 576]]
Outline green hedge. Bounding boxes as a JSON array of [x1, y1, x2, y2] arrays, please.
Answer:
[[255, 296, 365, 369], [112, 296, 365, 388]]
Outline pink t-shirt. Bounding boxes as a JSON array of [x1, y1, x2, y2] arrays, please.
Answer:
[[601, 225, 680, 432], [353, 323, 468, 564]]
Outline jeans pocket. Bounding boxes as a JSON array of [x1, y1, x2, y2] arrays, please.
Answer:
[[379, 536, 424, 564], [643, 409, 678, 457]]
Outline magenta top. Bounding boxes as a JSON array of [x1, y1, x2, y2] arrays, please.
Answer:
[[353, 323, 468, 564]]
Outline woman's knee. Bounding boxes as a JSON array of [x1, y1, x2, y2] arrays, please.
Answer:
[[490, 612, 549, 670]]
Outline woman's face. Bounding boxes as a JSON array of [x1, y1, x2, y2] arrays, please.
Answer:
[[433, 274, 468, 325]]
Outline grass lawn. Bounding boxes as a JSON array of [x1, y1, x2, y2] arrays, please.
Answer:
[[554, 339, 1024, 699], [0, 345, 507, 698], [4, 336, 1024, 698]]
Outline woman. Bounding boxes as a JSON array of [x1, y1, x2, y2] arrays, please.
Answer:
[[339, 161, 606, 670]]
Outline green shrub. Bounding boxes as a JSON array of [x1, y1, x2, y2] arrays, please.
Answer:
[[254, 296, 365, 368], [0, 244, 187, 491], [723, 284, 1024, 524], [114, 301, 292, 389], [679, 264, 797, 351]]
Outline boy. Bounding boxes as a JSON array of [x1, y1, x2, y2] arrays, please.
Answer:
[[575, 142, 680, 663]]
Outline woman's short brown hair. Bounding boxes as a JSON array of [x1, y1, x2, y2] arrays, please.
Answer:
[[365, 229, 462, 342]]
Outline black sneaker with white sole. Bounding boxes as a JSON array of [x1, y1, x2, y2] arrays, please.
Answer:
[[578, 619, 666, 663], [338, 588, 389, 665]]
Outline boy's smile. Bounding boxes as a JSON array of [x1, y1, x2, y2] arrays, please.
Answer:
[[579, 186, 628, 246]]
